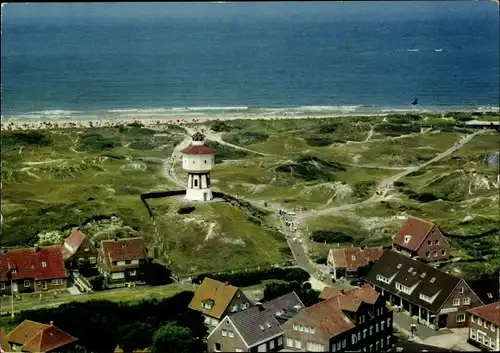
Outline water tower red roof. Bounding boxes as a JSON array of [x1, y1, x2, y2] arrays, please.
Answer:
[[181, 144, 215, 155]]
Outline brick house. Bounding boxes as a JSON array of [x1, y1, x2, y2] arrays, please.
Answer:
[[327, 246, 383, 280], [188, 277, 253, 331], [97, 237, 149, 288], [392, 217, 450, 262], [62, 229, 98, 270], [4, 319, 78, 353], [467, 301, 500, 351], [281, 284, 394, 352], [207, 292, 304, 352], [364, 250, 485, 330], [0, 246, 68, 294]]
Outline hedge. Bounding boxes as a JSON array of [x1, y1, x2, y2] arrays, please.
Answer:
[[193, 267, 309, 287]]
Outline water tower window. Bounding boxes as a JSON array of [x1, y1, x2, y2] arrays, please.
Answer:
[[204, 160, 207, 164], [193, 160, 195, 164], [194, 179, 198, 187]]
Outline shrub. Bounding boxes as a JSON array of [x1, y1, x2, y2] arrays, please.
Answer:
[[127, 122, 144, 128], [177, 206, 195, 215], [304, 137, 333, 147], [76, 132, 121, 152], [210, 121, 232, 132], [222, 131, 269, 146], [88, 275, 104, 291], [310, 230, 354, 243], [128, 140, 158, 150], [193, 267, 310, 287]]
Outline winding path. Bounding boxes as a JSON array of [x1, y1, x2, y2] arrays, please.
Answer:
[[162, 125, 485, 288]]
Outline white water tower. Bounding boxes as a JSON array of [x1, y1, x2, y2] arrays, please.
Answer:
[[180, 132, 215, 202]]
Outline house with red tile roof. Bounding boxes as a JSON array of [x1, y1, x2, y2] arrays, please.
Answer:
[[467, 301, 500, 351], [392, 217, 450, 262], [327, 246, 383, 280], [0, 246, 68, 295], [281, 284, 394, 352], [62, 229, 98, 270], [4, 320, 78, 353], [97, 237, 149, 288]]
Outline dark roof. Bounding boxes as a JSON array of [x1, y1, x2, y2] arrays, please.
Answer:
[[393, 339, 456, 352], [180, 144, 215, 155], [466, 278, 500, 304], [467, 301, 500, 326], [393, 218, 435, 251], [364, 250, 460, 313], [228, 292, 304, 348]]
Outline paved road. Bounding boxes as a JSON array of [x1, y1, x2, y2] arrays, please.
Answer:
[[393, 311, 451, 342]]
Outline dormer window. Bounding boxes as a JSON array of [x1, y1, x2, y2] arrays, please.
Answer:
[[396, 264, 402, 269], [351, 255, 356, 261], [459, 287, 464, 294], [42, 261, 47, 268], [84, 247, 90, 252], [11, 268, 17, 274], [487, 293, 493, 299], [430, 277, 435, 283], [420, 273, 426, 278], [202, 299, 215, 310], [408, 267, 414, 273], [404, 235, 411, 243]]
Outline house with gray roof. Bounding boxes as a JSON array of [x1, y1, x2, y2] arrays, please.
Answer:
[[207, 292, 304, 352], [364, 250, 486, 330]]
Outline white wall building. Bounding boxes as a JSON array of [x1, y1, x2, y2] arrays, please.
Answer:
[[180, 132, 215, 202]]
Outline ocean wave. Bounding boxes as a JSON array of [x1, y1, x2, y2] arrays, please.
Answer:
[[406, 49, 420, 52], [29, 110, 80, 115]]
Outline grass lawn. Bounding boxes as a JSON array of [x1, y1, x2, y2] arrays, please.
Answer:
[[147, 198, 292, 276], [0, 284, 193, 316]]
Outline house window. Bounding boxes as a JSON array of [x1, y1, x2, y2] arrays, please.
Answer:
[[404, 235, 411, 243], [342, 339, 346, 348], [358, 332, 361, 341], [426, 252, 430, 257], [478, 318, 482, 325], [456, 313, 466, 322], [228, 331, 234, 338], [369, 344, 373, 351], [441, 250, 446, 256], [51, 279, 63, 285], [203, 300, 214, 309], [491, 324, 496, 332], [211, 318, 219, 326], [131, 259, 139, 265], [11, 269, 17, 273], [231, 305, 238, 312], [336, 341, 341, 350], [387, 318, 391, 327], [435, 240, 440, 245], [204, 316, 210, 324], [352, 334, 357, 344], [471, 315, 476, 323], [90, 257, 96, 264], [286, 338, 293, 348], [222, 329, 227, 337], [293, 324, 299, 331], [204, 160, 207, 164], [257, 343, 266, 352], [41, 261, 47, 268], [270, 339, 275, 349], [484, 321, 489, 329], [381, 338, 384, 348], [487, 293, 493, 299], [376, 341, 379, 351], [433, 251, 438, 257], [214, 343, 221, 352], [453, 299, 460, 306], [387, 336, 391, 346], [430, 277, 435, 283], [381, 320, 385, 330], [0, 282, 5, 290], [235, 349, 243, 352], [294, 339, 301, 349], [278, 337, 282, 346], [363, 328, 367, 339], [332, 342, 337, 352], [427, 240, 431, 245], [84, 247, 90, 252], [376, 323, 379, 332], [24, 280, 30, 287], [470, 329, 477, 339], [369, 326, 373, 335], [129, 270, 136, 276], [459, 287, 464, 294], [462, 297, 470, 305]]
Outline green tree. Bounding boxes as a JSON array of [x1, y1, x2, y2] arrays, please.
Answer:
[[151, 322, 195, 353], [116, 322, 155, 352]]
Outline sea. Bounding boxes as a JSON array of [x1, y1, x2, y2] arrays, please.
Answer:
[[1, 1, 499, 121]]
